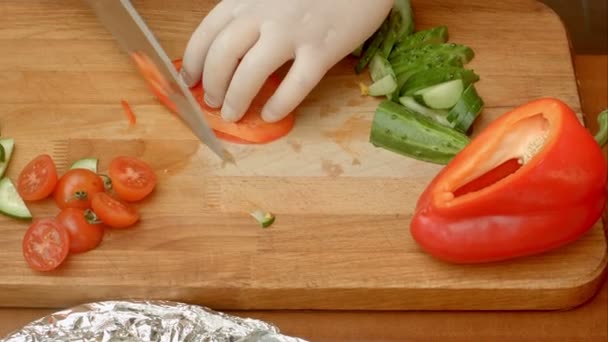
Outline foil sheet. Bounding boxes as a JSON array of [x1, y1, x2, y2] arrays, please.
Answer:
[[1, 300, 308, 342]]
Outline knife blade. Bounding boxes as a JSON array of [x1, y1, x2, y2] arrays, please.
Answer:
[[84, 0, 234, 163]]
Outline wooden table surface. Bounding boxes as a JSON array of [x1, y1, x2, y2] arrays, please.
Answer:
[[1, 53, 605, 342]]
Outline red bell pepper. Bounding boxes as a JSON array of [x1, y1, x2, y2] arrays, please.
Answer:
[[411, 98, 607, 264]]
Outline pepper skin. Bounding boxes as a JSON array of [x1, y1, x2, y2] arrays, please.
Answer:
[[411, 98, 607, 263]]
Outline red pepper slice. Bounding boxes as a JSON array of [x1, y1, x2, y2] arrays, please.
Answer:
[[131, 52, 295, 144], [411, 98, 607, 264]]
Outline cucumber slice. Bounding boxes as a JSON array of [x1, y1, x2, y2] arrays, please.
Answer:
[[413, 79, 464, 109], [0, 138, 15, 179], [402, 67, 479, 96], [379, 0, 414, 57], [70, 157, 98, 173], [393, 0, 414, 39], [399, 96, 452, 127], [391, 26, 449, 56], [389, 43, 474, 66], [447, 84, 485, 133], [369, 54, 394, 82], [250, 209, 275, 228], [355, 18, 390, 74], [0, 143, 4, 163], [392, 53, 463, 77], [369, 100, 470, 165], [0, 177, 32, 220], [368, 74, 398, 97]]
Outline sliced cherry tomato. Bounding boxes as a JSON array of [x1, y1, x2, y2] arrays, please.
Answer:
[[108, 156, 157, 202], [56, 208, 105, 254], [22, 218, 70, 272], [91, 192, 140, 229], [135, 56, 295, 144], [17, 154, 58, 201], [54, 169, 105, 210]]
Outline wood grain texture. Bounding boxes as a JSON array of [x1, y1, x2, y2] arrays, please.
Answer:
[[0, 0, 605, 311], [1, 53, 606, 342]]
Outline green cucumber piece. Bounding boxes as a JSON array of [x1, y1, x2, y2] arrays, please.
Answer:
[[447, 84, 485, 133], [402, 67, 479, 96], [379, 0, 414, 57], [393, 0, 414, 39], [595, 109, 607, 147], [389, 43, 474, 66], [399, 96, 452, 127], [413, 79, 464, 109], [370, 100, 470, 165], [70, 157, 98, 173], [368, 74, 398, 96], [355, 19, 390, 74], [250, 209, 275, 228], [368, 54, 399, 99], [0, 177, 32, 220], [392, 53, 463, 77], [391, 26, 449, 56], [0, 143, 4, 163], [379, 10, 400, 58], [370, 54, 394, 82], [0, 138, 15, 179], [393, 57, 464, 98]]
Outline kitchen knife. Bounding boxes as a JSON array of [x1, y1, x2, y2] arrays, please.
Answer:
[[84, 0, 234, 163]]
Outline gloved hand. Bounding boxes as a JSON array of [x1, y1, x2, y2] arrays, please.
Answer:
[[180, 0, 393, 123]]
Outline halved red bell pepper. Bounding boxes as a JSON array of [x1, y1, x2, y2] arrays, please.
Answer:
[[411, 98, 607, 264]]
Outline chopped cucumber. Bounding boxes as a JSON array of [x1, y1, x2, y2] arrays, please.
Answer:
[[399, 96, 452, 127], [379, 0, 414, 57], [393, 57, 464, 98], [369, 100, 470, 165], [250, 209, 275, 228], [595, 109, 607, 147], [402, 67, 479, 96], [393, 0, 414, 39], [0, 177, 32, 220], [0, 143, 4, 163], [368, 55, 399, 98], [389, 43, 474, 66], [368, 74, 398, 96], [370, 54, 394, 82], [355, 19, 390, 74], [391, 26, 449, 56], [392, 53, 463, 77], [447, 84, 485, 133], [0, 138, 15, 179], [413, 79, 464, 109], [70, 157, 98, 173]]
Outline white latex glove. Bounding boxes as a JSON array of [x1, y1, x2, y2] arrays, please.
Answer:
[[180, 0, 393, 123]]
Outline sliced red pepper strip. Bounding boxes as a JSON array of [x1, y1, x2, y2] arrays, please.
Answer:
[[411, 98, 608, 264], [120, 100, 136, 126], [131, 53, 295, 144]]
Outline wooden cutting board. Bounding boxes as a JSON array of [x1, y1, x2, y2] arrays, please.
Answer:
[[0, 0, 605, 311]]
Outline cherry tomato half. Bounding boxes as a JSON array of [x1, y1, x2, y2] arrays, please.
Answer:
[[17, 154, 58, 201], [54, 169, 105, 210], [56, 208, 105, 254], [108, 156, 156, 202], [22, 218, 70, 272], [91, 192, 140, 229]]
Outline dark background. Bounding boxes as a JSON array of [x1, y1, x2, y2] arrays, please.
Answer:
[[540, 0, 608, 54]]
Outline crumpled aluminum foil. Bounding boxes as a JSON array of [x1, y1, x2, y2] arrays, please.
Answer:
[[1, 300, 308, 342]]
